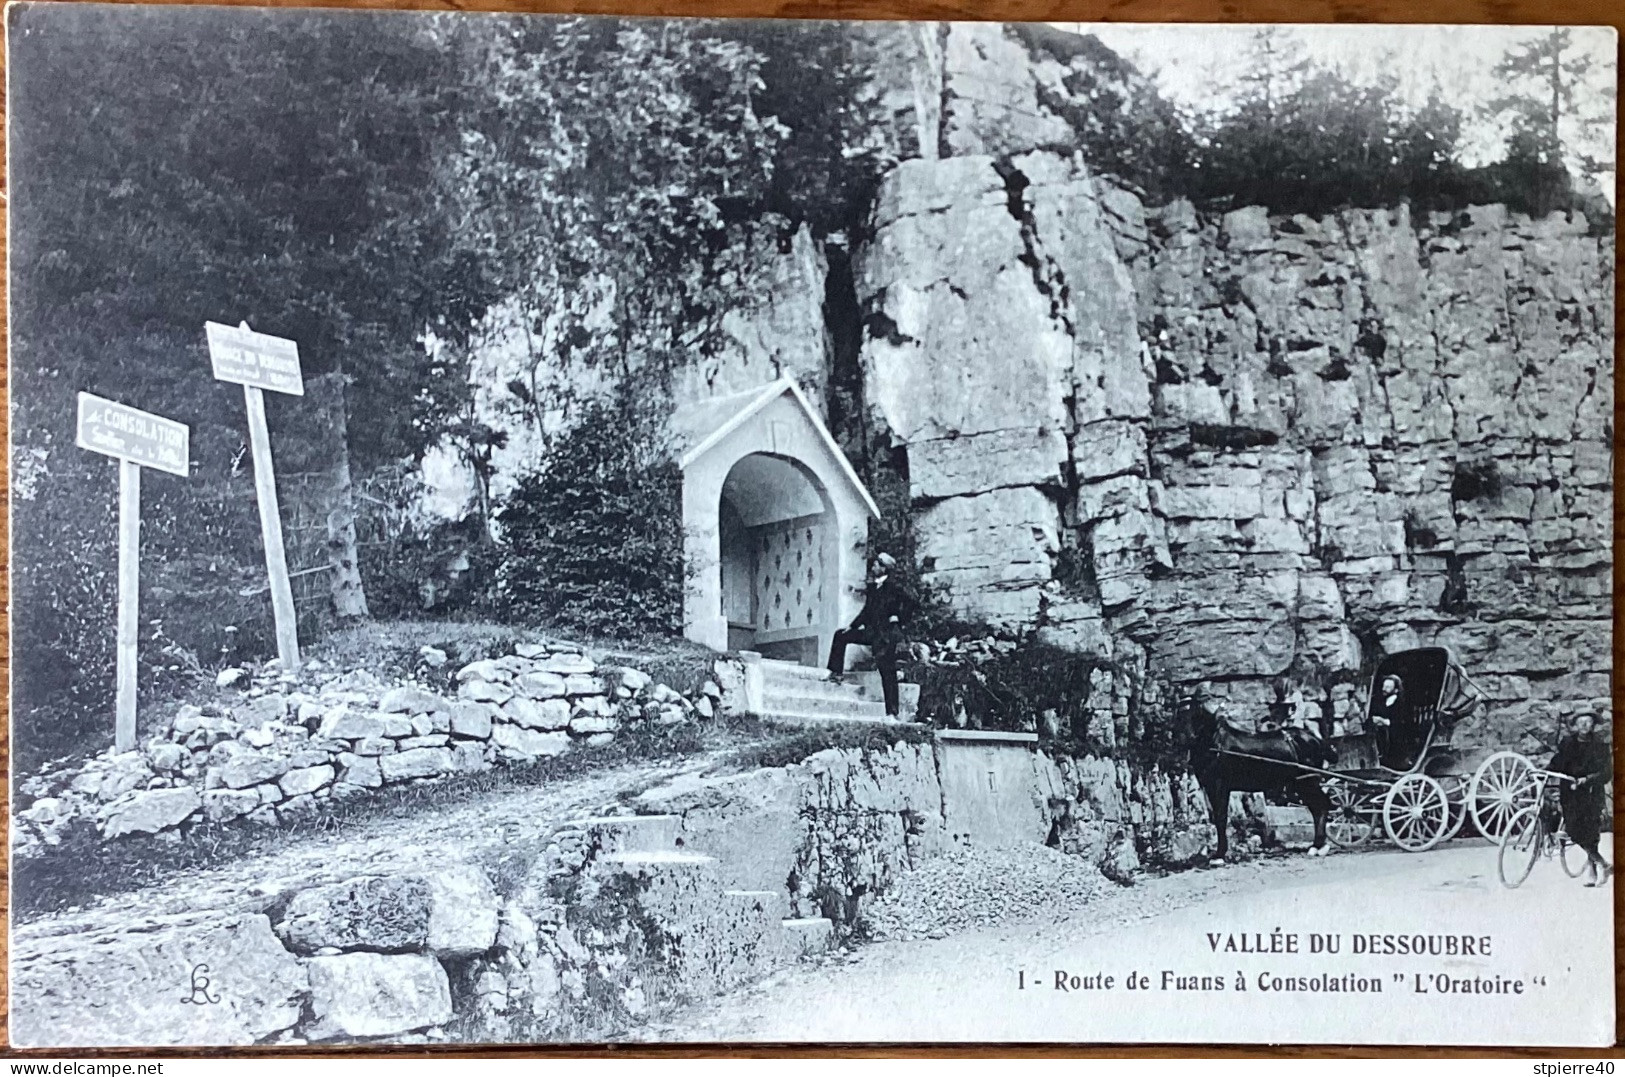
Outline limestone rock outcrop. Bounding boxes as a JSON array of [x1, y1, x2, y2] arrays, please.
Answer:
[[430, 22, 1611, 753], [855, 147, 1612, 747]]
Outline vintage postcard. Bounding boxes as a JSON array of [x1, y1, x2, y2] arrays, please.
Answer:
[[6, 5, 1616, 1048]]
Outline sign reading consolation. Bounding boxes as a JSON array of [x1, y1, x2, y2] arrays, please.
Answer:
[[205, 320, 305, 396], [76, 392, 190, 477], [75, 392, 192, 752]]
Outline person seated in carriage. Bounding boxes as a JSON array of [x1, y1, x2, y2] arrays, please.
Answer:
[[1367, 672, 1405, 761], [1359, 649, 1481, 774], [1548, 712, 1613, 887]]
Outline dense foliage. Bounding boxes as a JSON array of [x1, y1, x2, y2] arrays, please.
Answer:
[[495, 395, 688, 639], [910, 635, 1103, 736], [1011, 25, 1614, 224], [9, 7, 499, 741]]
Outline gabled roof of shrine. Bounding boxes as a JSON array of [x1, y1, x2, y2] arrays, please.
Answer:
[[671, 376, 881, 519]]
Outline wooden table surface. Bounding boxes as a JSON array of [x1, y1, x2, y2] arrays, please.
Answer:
[[0, 0, 1619, 1058]]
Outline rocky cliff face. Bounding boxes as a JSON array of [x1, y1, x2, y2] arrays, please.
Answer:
[[855, 147, 1613, 746]]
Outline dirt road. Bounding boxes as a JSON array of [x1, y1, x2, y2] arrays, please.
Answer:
[[647, 839, 1615, 1047], [13, 752, 720, 943]]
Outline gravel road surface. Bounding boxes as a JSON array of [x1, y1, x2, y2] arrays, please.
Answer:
[[645, 838, 1614, 1047]]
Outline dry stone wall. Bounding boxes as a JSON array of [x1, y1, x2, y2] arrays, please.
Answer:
[[13, 643, 713, 858]]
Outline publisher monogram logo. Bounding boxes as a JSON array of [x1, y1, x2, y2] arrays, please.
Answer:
[[179, 963, 222, 1005]]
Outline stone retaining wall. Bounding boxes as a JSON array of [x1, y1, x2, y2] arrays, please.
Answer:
[[637, 736, 1268, 929], [11, 817, 822, 1047], [13, 642, 715, 858]]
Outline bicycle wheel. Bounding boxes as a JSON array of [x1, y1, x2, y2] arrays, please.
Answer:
[[1470, 751, 1540, 842], [1498, 807, 1543, 889], [1560, 836, 1590, 878]]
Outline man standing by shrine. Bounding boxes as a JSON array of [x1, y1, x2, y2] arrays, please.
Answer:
[[826, 552, 917, 717]]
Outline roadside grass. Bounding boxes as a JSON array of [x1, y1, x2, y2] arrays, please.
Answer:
[[11, 713, 933, 924], [709, 719, 934, 772], [310, 619, 722, 701]]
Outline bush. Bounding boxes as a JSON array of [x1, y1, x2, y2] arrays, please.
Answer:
[[496, 394, 687, 638], [909, 631, 1105, 738], [354, 461, 498, 619]]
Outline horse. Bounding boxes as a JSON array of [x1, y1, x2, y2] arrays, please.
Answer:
[[1187, 701, 1336, 865]]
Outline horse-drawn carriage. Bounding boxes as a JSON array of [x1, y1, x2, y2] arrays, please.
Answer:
[[1196, 646, 1536, 859], [1320, 647, 1503, 852]]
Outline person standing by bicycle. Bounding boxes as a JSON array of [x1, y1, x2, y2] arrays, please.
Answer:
[[1549, 712, 1613, 887]]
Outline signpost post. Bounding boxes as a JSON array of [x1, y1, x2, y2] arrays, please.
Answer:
[[206, 320, 305, 674], [76, 392, 190, 751]]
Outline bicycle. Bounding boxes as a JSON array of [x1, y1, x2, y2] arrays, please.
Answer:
[[1497, 768, 1592, 889]]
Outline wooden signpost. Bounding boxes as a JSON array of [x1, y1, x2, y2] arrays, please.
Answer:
[[206, 320, 305, 673], [76, 393, 190, 752]]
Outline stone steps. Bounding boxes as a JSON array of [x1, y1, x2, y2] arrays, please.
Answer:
[[757, 709, 904, 728], [591, 849, 725, 913], [766, 692, 892, 719], [782, 916, 835, 958], [759, 658, 897, 724], [567, 814, 682, 855], [764, 675, 884, 702], [759, 658, 834, 684]]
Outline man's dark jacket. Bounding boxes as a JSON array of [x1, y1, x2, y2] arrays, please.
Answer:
[[845, 574, 918, 651], [1550, 728, 1611, 848]]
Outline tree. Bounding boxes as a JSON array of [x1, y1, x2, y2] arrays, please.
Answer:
[[1486, 29, 1615, 212], [720, 20, 901, 235], [1015, 24, 1198, 202], [457, 19, 787, 388], [1186, 30, 1313, 210], [10, 8, 503, 469], [8, 6, 505, 719], [1188, 37, 1476, 216], [1221, 28, 1315, 198], [422, 18, 797, 541]]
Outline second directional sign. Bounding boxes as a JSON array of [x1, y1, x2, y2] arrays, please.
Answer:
[[205, 321, 305, 396]]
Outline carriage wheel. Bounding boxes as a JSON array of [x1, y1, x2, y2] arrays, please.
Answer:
[[1469, 751, 1539, 842], [1498, 806, 1544, 889], [1560, 835, 1590, 878], [1383, 774, 1451, 852], [1326, 780, 1376, 848], [1437, 774, 1469, 844]]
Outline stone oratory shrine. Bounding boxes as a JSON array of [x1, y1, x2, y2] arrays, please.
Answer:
[[671, 378, 880, 668]]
